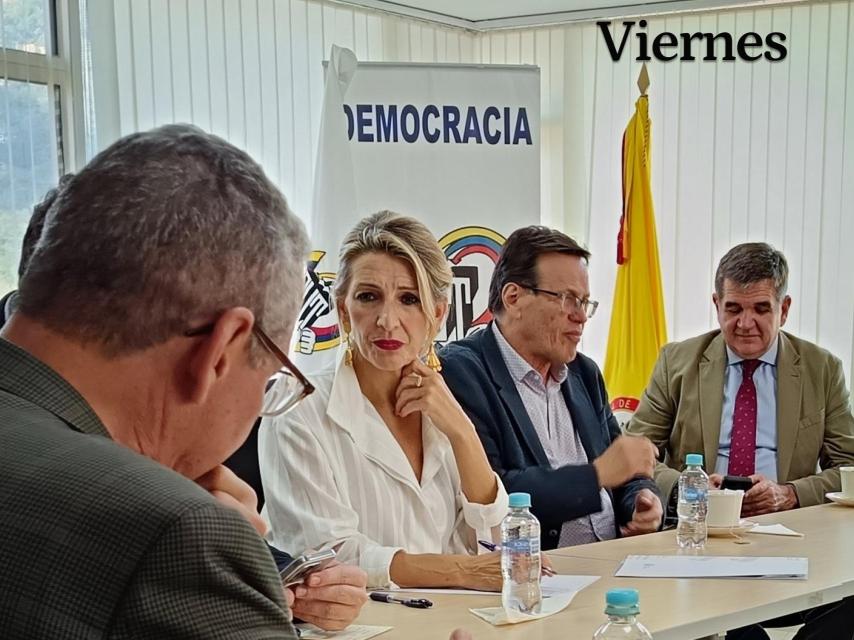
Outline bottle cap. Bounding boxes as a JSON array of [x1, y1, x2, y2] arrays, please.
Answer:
[[604, 588, 640, 616], [685, 453, 704, 466], [508, 492, 531, 508]]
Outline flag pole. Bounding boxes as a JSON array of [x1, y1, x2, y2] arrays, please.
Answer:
[[637, 63, 650, 96]]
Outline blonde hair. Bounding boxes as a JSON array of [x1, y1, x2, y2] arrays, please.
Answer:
[[335, 211, 452, 340]]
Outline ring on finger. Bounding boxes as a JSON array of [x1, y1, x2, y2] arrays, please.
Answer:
[[411, 373, 423, 388]]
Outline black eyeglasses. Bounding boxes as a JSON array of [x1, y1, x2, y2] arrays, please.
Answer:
[[184, 322, 314, 416], [526, 286, 599, 318]]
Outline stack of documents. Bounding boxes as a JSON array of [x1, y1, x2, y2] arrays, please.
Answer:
[[616, 555, 808, 579]]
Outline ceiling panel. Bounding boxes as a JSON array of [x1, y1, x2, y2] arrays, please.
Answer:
[[334, 0, 791, 29]]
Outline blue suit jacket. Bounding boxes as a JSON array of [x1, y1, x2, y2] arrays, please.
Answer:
[[440, 324, 659, 550]]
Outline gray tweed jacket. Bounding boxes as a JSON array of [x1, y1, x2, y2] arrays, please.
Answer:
[[0, 338, 297, 639]]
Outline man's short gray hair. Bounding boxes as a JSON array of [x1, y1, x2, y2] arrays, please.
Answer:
[[714, 242, 789, 301], [17, 124, 308, 360]]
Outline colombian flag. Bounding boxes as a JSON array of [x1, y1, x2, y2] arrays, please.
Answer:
[[603, 93, 667, 421]]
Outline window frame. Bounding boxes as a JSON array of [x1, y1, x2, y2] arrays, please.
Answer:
[[0, 0, 86, 176]]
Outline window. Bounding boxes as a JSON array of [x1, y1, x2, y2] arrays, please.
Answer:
[[2, 0, 48, 54], [0, 0, 77, 296]]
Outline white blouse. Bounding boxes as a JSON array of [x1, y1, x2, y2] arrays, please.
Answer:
[[258, 356, 508, 588]]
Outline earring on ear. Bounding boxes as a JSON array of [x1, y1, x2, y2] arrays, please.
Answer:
[[426, 342, 442, 372], [344, 334, 354, 367], [341, 322, 354, 367]]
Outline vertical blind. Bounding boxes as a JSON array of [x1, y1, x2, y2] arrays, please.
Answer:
[[98, 0, 478, 228], [91, 0, 854, 384]]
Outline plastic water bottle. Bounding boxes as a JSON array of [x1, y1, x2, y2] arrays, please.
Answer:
[[676, 452, 709, 549], [592, 588, 653, 639], [500, 492, 542, 614]]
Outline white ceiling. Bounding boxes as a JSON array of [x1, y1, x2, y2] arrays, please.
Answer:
[[334, 0, 783, 29], [365, 0, 649, 21]]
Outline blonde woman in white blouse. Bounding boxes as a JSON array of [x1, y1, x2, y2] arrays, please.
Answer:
[[259, 211, 508, 590]]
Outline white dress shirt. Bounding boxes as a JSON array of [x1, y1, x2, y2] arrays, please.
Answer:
[[258, 355, 509, 588]]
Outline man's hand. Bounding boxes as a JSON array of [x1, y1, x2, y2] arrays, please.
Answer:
[[288, 563, 368, 631], [708, 473, 724, 489], [195, 464, 267, 535], [741, 474, 799, 516], [620, 489, 663, 537], [593, 435, 658, 489], [449, 631, 473, 640]]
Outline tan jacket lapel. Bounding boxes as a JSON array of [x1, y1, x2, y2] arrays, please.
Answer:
[[775, 333, 802, 482], [698, 334, 727, 472]]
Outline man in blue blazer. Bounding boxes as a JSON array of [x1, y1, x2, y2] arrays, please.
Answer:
[[441, 226, 662, 550]]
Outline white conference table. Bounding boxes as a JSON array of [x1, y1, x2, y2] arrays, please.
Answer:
[[354, 503, 854, 639]]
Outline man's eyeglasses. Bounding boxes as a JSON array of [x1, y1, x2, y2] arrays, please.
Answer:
[[526, 286, 599, 318], [184, 322, 314, 417]]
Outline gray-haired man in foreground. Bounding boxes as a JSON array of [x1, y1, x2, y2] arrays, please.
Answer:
[[0, 125, 383, 638]]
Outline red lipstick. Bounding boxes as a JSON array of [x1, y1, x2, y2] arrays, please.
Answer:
[[374, 339, 404, 350]]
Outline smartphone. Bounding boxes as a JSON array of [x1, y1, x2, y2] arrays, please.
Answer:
[[278, 548, 337, 586], [721, 475, 754, 492]]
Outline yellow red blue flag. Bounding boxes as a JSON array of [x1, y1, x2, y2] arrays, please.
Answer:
[[604, 94, 667, 426]]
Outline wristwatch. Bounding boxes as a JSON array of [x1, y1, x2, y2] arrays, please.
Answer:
[[663, 484, 679, 529]]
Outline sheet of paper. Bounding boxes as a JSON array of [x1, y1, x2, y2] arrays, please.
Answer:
[[392, 574, 600, 597], [615, 555, 808, 579], [749, 524, 804, 537], [470, 591, 576, 626], [295, 624, 392, 639]]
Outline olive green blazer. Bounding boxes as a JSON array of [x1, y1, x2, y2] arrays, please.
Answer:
[[628, 330, 854, 506]]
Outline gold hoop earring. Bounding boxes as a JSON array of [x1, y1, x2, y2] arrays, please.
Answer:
[[426, 342, 441, 372]]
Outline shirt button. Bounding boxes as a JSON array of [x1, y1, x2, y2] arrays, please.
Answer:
[[549, 529, 559, 537]]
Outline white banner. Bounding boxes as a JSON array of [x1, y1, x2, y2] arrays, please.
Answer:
[[295, 46, 540, 370]]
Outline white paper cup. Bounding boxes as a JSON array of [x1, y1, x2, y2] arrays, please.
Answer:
[[707, 489, 744, 527], [841, 466, 854, 498]]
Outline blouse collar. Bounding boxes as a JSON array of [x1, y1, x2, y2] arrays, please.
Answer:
[[326, 354, 447, 493]]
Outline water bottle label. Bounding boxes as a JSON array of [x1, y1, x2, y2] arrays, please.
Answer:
[[682, 487, 707, 502], [504, 537, 540, 555]]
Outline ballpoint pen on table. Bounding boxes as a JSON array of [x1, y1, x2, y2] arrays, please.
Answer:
[[477, 540, 557, 577], [369, 592, 433, 608]]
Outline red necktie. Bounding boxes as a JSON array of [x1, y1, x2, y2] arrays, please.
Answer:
[[727, 359, 761, 476]]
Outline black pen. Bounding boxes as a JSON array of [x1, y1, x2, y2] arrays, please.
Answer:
[[370, 592, 433, 608]]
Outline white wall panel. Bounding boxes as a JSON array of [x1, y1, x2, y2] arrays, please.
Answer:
[[89, 0, 854, 385], [97, 0, 479, 225], [169, 1, 193, 124], [206, 1, 229, 138], [842, 3, 854, 380], [150, 0, 173, 126]]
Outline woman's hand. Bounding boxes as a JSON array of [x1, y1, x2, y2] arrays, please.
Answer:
[[395, 360, 474, 442], [390, 551, 505, 592], [455, 552, 503, 592], [396, 360, 499, 506]]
